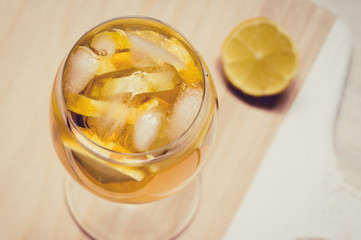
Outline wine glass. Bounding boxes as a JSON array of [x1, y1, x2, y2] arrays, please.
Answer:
[[50, 16, 217, 239]]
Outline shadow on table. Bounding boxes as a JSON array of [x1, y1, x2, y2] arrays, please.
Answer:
[[216, 57, 285, 110]]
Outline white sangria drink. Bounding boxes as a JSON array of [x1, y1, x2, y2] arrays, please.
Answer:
[[50, 17, 217, 206]]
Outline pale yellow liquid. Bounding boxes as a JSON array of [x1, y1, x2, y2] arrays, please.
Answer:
[[50, 18, 217, 203]]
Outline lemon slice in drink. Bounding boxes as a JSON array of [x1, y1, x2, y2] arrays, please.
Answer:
[[221, 18, 299, 96], [64, 134, 145, 183], [65, 92, 136, 122], [96, 51, 133, 76], [62, 97, 146, 183], [130, 30, 203, 87], [111, 51, 133, 69], [65, 92, 110, 117], [96, 56, 117, 75], [178, 65, 203, 88], [164, 37, 203, 88], [89, 65, 180, 99]]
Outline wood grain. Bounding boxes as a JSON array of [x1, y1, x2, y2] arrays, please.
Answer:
[[0, 0, 355, 239], [180, 0, 335, 239]]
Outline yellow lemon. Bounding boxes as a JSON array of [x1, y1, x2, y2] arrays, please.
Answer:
[[221, 18, 299, 96]]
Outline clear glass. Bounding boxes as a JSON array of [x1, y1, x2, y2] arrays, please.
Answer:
[[50, 16, 217, 239]]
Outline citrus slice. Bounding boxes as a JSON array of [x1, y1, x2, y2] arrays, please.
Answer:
[[92, 97, 161, 142], [178, 64, 203, 88], [95, 55, 117, 76], [221, 18, 298, 96], [65, 92, 135, 122], [111, 51, 133, 69], [65, 92, 110, 117], [82, 128, 130, 153], [89, 65, 180, 99], [95, 51, 133, 76], [136, 31, 202, 87], [64, 135, 145, 183]]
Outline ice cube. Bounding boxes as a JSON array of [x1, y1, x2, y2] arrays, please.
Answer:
[[96, 65, 179, 98], [144, 64, 180, 90], [65, 46, 100, 94], [167, 86, 203, 140], [90, 32, 117, 56], [128, 34, 185, 69], [102, 71, 144, 97], [133, 110, 164, 152], [85, 100, 127, 138]]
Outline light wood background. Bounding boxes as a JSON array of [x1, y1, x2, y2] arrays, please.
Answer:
[[0, 0, 360, 239]]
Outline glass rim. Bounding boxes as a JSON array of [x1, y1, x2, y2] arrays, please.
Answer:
[[59, 15, 208, 162]]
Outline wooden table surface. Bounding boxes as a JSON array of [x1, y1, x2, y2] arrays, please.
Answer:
[[0, 0, 360, 239]]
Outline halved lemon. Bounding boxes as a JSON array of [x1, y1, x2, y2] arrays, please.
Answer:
[[221, 18, 299, 96]]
